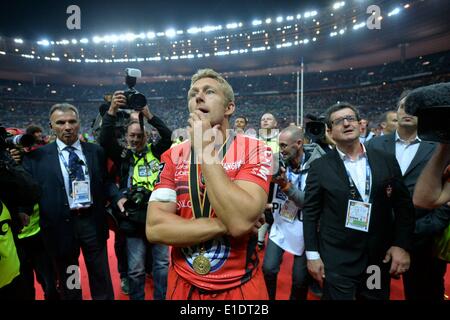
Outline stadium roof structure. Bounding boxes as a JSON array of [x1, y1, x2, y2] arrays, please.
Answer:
[[0, 0, 449, 85]]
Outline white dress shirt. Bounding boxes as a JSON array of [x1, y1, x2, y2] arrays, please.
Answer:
[[306, 144, 372, 261], [56, 139, 91, 209], [394, 131, 421, 175]]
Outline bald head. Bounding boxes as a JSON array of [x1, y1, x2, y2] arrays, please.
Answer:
[[280, 125, 304, 143], [279, 126, 304, 165]]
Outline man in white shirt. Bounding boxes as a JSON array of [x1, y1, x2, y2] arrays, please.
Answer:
[[303, 102, 414, 300], [367, 92, 450, 300]]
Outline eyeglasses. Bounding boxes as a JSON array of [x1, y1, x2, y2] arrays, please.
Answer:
[[331, 115, 358, 126]]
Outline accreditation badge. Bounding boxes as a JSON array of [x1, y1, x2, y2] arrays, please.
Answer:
[[138, 165, 150, 177], [279, 200, 298, 223], [72, 180, 91, 204], [345, 199, 372, 232]]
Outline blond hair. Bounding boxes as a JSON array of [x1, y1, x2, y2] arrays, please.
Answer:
[[190, 68, 235, 105]]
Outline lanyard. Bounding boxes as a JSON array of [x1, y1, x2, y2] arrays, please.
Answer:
[[286, 153, 306, 191], [344, 159, 371, 202], [188, 132, 235, 219], [57, 146, 88, 179]]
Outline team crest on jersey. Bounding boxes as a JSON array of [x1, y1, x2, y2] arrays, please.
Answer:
[[181, 237, 230, 273]]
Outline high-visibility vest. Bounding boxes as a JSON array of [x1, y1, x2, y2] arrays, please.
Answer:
[[130, 145, 160, 191], [0, 201, 20, 288], [18, 203, 40, 240]]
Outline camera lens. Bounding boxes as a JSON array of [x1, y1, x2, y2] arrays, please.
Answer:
[[129, 93, 147, 110]]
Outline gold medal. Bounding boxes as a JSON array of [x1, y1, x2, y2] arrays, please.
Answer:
[[192, 253, 211, 275]]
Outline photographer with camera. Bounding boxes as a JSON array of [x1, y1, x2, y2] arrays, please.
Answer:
[[0, 135, 41, 299], [98, 72, 172, 300], [2, 126, 59, 300], [262, 125, 325, 300], [366, 88, 450, 300], [410, 82, 450, 209]]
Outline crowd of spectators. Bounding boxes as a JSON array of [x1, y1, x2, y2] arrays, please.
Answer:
[[1, 50, 449, 136]]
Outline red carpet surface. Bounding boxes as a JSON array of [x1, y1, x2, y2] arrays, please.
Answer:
[[36, 231, 449, 300]]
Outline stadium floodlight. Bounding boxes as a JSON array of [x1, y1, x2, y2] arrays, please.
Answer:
[[147, 32, 156, 39], [176, 30, 184, 35], [330, 31, 338, 37], [296, 14, 301, 19], [93, 36, 102, 43], [304, 12, 311, 18], [339, 29, 345, 35], [252, 19, 262, 26], [165, 29, 176, 38], [303, 38, 309, 44], [388, 8, 401, 16], [14, 38, 24, 44], [80, 38, 89, 44], [286, 16, 294, 21], [71, 39, 77, 44], [333, 1, 345, 10], [265, 18, 272, 24], [60, 39, 69, 45], [187, 27, 201, 34], [276, 16, 283, 23], [312, 37, 317, 41], [201, 25, 222, 32], [37, 39, 50, 46], [226, 22, 238, 29], [125, 33, 136, 41]]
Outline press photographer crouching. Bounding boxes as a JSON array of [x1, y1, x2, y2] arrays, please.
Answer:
[[98, 89, 172, 300]]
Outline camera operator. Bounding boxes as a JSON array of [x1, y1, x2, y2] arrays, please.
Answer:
[[304, 114, 334, 153], [262, 125, 325, 300], [98, 91, 172, 300], [3, 126, 59, 300], [0, 141, 40, 299], [410, 82, 450, 209]]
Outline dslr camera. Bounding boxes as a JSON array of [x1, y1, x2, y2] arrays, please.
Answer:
[[122, 68, 147, 111], [404, 82, 450, 143], [0, 126, 35, 151], [123, 185, 151, 224]]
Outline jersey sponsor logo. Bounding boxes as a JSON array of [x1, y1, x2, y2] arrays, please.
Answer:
[[251, 165, 271, 181], [176, 200, 192, 210], [181, 237, 230, 273], [222, 160, 243, 171]]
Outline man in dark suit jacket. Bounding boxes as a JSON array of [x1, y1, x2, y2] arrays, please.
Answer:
[[22, 103, 126, 300], [303, 103, 415, 300], [366, 95, 450, 300]]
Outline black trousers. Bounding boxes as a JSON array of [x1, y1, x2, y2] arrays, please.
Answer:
[[16, 232, 59, 300], [262, 239, 310, 300], [54, 212, 114, 300], [402, 246, 448, 300], [322, 263, 391, 300]]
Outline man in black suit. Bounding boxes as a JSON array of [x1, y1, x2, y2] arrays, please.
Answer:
[[303, 102, 415, 300], [366, 93, 450, 300], [22, 103, 127, 300]]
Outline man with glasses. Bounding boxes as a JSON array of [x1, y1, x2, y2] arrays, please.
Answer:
[[303, 102, 415, 300]]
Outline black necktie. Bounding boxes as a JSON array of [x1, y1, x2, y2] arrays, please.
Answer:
[[65, 146, 84, 194]]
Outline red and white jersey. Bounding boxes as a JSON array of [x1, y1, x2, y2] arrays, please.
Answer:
[[151, 134, 272, 291]]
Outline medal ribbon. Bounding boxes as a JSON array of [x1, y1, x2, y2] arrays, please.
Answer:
[[188, 132, 235, 219]]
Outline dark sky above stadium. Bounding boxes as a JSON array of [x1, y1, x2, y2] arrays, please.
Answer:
[[1, 0, 330, 39]]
